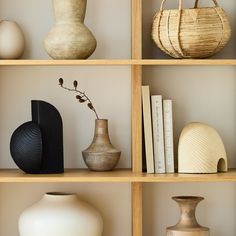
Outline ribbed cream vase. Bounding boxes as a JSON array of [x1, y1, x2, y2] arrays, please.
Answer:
[[178, 122, 228, 173], [44, 0, 97, 59], [19, 192, 103, 236], [0, 20, 25, 59]]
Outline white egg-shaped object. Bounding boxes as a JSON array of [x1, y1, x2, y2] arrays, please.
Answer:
[[0, 20, 25, 59]]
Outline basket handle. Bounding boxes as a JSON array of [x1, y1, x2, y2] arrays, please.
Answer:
[[194, 0, 219, 8], [160, 0, 218, 11], [160, 0, 183, 11]]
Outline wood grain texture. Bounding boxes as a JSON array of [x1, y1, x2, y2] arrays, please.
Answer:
[[132, 0, 142, 59], [0, 169, 133, 183], [132, 183, 142, 236], [131, 1, 143, 235], [132, 0, 142, 173], [0, 169, 236, 182], [132, 66, 142, 173], [1, 59, 236, 66], [0, 59, 135, 66]]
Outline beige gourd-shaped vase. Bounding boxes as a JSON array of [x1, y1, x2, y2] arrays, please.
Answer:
[[0, 20, 25, 59], [44, 0, 97, 59], [82, 119, 121, 171], [178, 122, 228, 173], [167, 196, 209, 236]]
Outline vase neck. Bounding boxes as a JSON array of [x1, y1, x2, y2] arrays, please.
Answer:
[[53, 0, 87, 23], [93, 119, 111, 144], [174, 196, 203, 227], [43, 192, 78, 203]]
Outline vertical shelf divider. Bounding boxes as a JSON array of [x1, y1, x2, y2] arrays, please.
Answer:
[[131, 1, 143, 236]]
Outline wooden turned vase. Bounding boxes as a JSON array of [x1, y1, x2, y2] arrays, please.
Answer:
[[82, 119, 121, 171], [167, 196, 209, 236]]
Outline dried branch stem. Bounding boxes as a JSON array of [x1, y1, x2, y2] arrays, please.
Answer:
[[59, 80, 100, 119]]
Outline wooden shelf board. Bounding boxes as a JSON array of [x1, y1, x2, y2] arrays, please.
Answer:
[[141, 59, 236, 66], [1, 59, 236, 66], [142, 169, 236, 182], [0, 60, 134, 66], [0, 169, 134, 183], [0, 169, 236, 183]]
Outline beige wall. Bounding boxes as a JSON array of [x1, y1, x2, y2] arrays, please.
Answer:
[[1, 0, 236, 236]]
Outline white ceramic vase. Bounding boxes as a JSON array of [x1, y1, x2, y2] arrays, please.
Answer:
[[0, 20, 25, 59], [19, 192, 103, 236], [44, 0, 97, 59]]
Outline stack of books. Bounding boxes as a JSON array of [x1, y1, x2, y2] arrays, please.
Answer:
[[142, 85, 174, 174]]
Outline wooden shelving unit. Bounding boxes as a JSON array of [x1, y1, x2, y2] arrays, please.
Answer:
[[1, 0, 235, 235]]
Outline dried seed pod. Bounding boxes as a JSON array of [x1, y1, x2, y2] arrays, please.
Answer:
[[76, 95, 82, 100], [59, 78, 63, 86], [79, 99, 86, 103], [73, 80, 78, 89], [88, 103, 94, 109]]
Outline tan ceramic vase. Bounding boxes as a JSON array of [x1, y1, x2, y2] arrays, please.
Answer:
[[82, 119, 121, 171], [167, 196, 209, 236], [0, 20, 25, 59], [44, 0, 97, 59]]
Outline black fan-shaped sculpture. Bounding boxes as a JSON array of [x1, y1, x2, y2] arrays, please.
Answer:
[[10, 100, 64, 174]]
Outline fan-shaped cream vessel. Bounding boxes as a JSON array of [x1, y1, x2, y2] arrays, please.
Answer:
[[178, 122, 228, 173]]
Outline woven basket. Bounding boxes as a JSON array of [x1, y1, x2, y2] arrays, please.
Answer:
[[152, 0, 231, 58]]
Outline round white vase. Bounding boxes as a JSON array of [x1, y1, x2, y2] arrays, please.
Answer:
[[19, 192, 103, 236], [0, 20, 25, 59]]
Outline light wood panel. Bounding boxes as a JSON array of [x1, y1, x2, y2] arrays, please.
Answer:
[[131, 66, 142, 172], [0, 169, 133, 183], [140, 59, 236, 66], [131, 0, 142, 172], [0, 59, 134, 66], [131, 1, 143, 236], [1, 59, 236, 66], [1, 169, 236, 183], [132, 183, 142, 236], [142, 170, 236, 182]]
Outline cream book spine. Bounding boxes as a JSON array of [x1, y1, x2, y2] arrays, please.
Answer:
[[141, 86, 155, 174], [151, 95, 165, 174], [163, 100, 174, 173]]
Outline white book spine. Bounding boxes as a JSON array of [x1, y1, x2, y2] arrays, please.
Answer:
[[163, 100, 174, 173], [151, 95, 165, 174], [142, 86, 155, 174]]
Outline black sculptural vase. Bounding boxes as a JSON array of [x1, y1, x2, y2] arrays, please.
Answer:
[[10, 100, 64, 174]]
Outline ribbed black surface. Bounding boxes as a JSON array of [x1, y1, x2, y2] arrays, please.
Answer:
[[10, 122, 42, 174]]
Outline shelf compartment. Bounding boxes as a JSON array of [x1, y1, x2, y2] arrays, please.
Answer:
[[1, 169, 236, 183], [1, 59, 236, 66]]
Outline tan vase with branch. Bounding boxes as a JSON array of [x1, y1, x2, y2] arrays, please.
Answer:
[[59, 78, 121, 171]]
